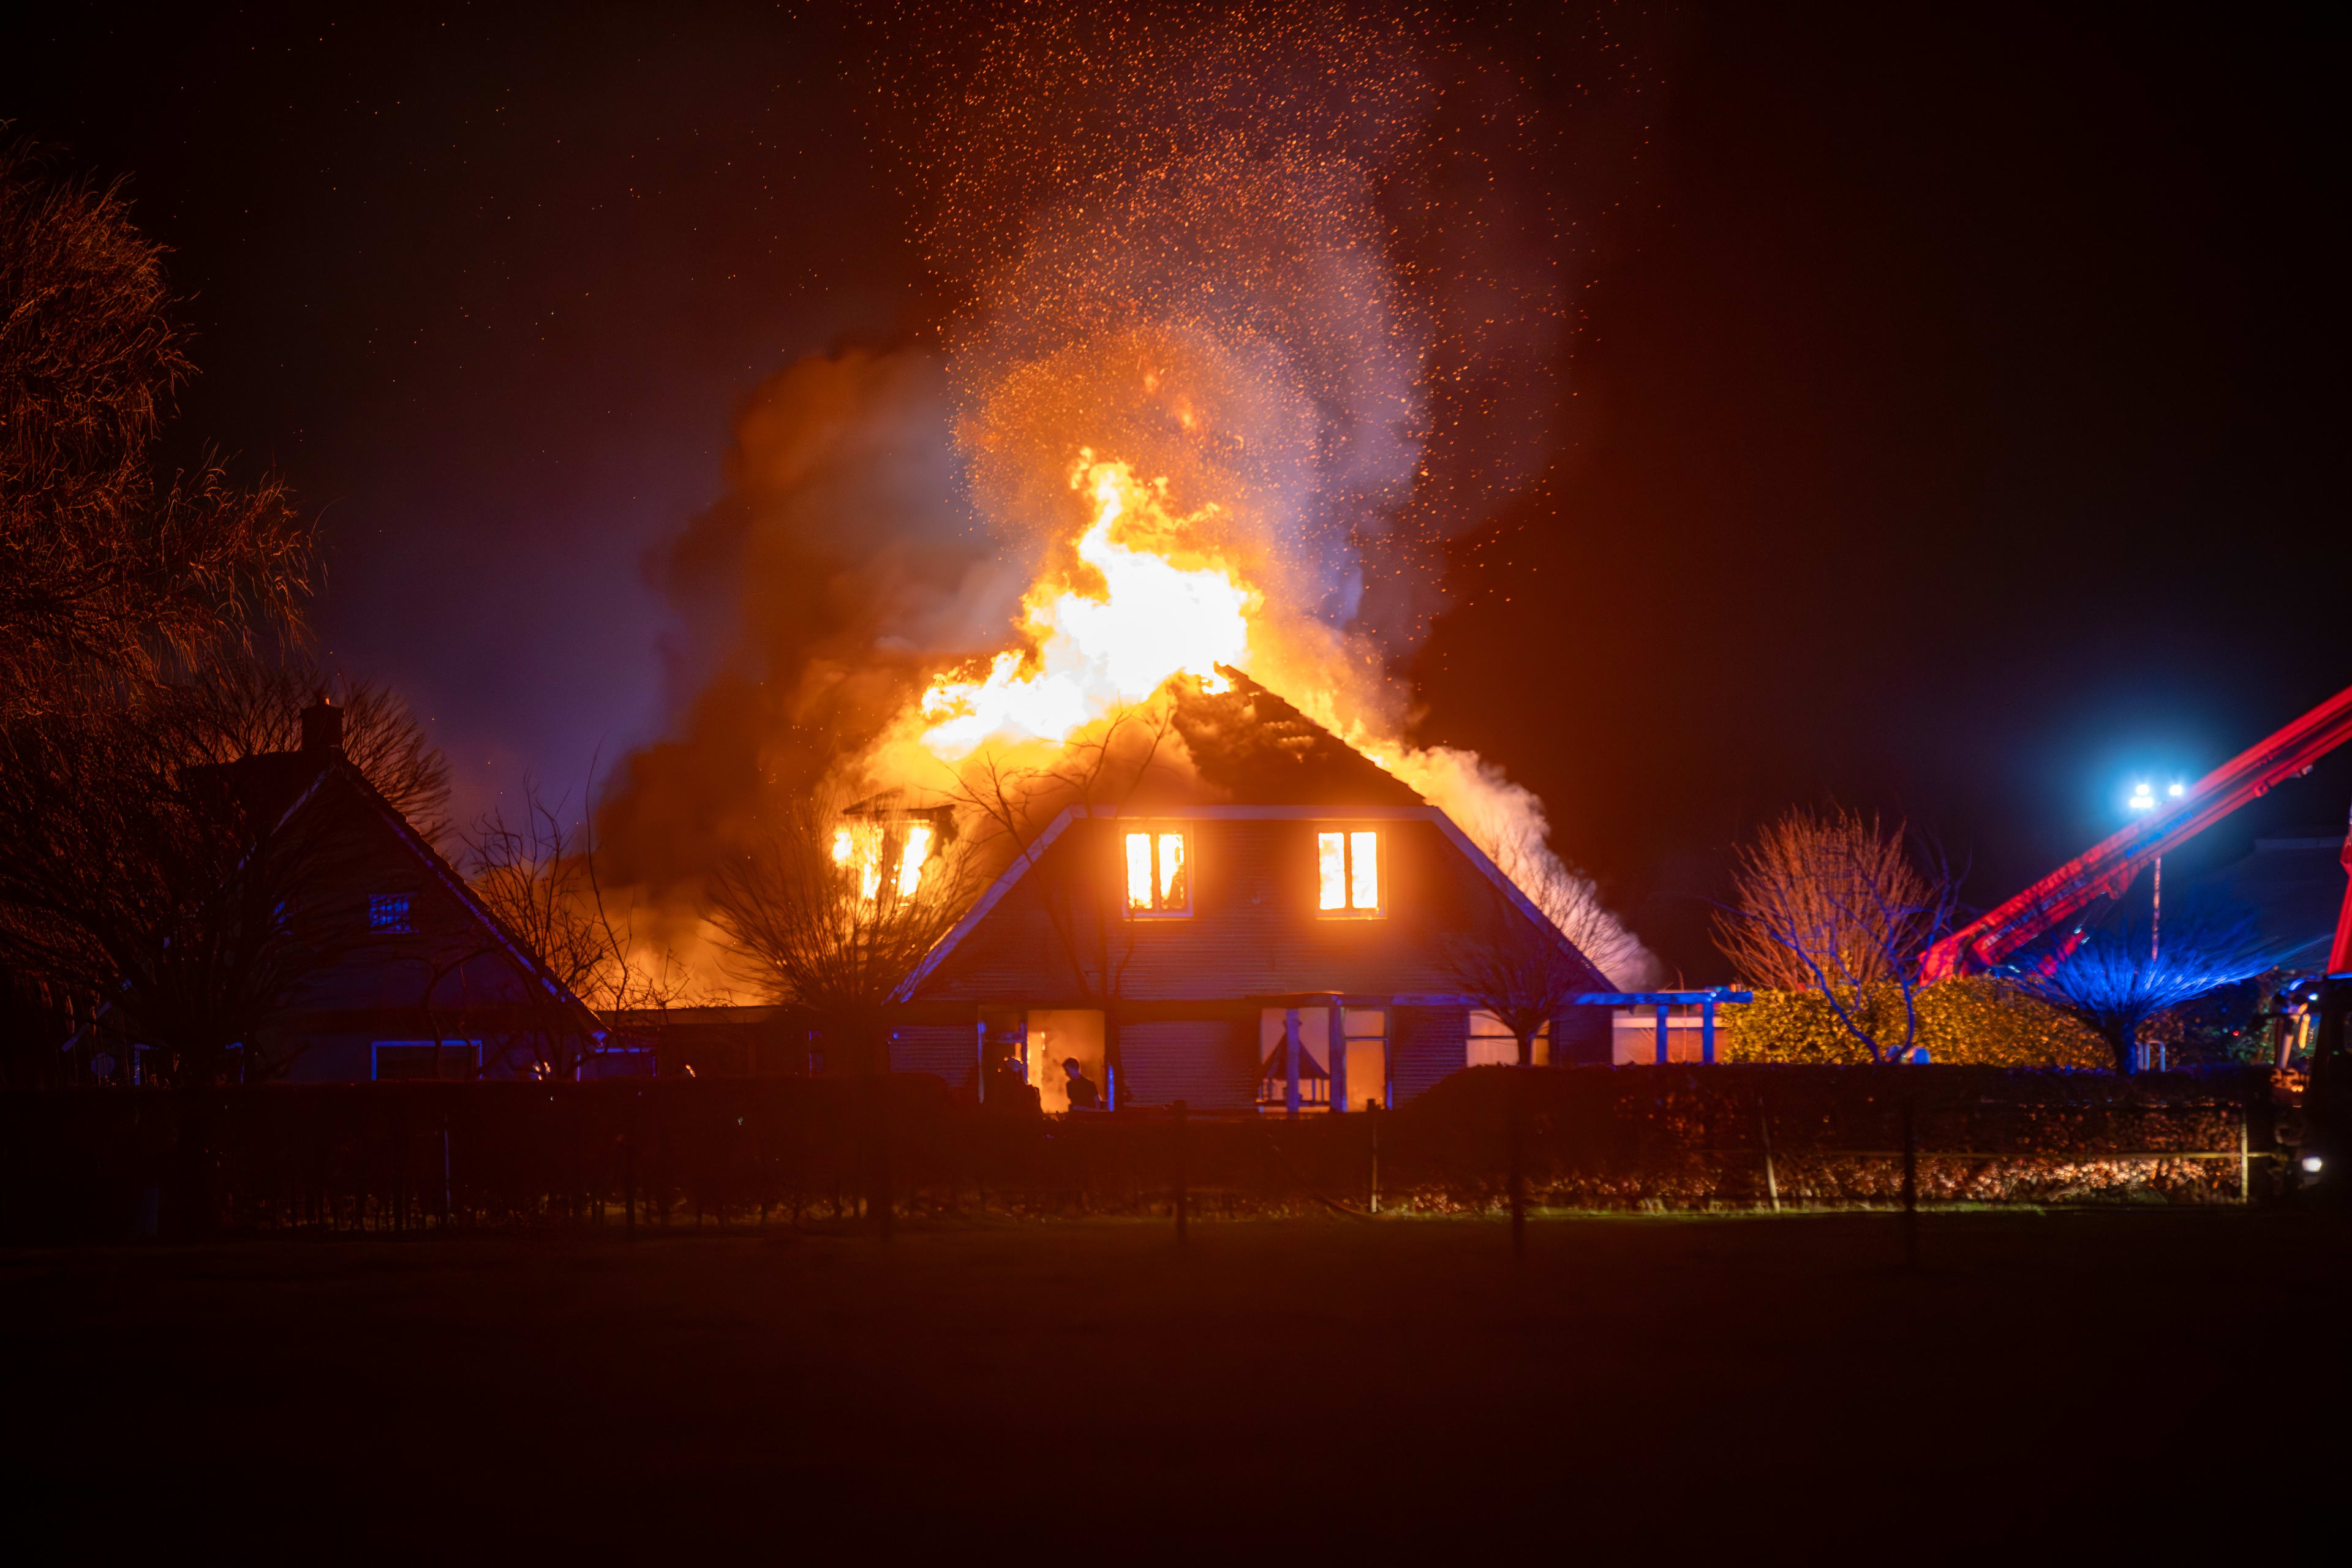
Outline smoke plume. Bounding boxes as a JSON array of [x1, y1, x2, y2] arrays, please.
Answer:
[[600, 1, 1658, 987]]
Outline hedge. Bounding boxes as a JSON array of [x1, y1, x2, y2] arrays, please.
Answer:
[[0, 1063, 2295, 1242], [1721, 978, 2111, 1068]]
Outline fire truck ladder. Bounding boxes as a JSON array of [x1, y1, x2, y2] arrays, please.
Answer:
[[1918, 681, 2352, 984]]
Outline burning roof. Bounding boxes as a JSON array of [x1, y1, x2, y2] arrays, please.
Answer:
[[1167, 666, 1423, 809]]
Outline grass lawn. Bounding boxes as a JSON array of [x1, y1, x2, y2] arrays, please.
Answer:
[[5, 1209, 2346, 1559]]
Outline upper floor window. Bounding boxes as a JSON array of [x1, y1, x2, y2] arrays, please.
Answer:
[[369, 893, 414, 933], [1124, 830, 1189, 915], [1317, 830, 1381, 916]]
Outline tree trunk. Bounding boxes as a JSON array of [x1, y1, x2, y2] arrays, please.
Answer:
[[1516, 1028, 1536, 1069]]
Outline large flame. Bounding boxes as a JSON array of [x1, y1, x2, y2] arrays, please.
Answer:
[[916, 455, 1256, 760]]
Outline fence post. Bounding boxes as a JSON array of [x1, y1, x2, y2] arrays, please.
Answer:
[[1901, 1098, 1918, 1271], [1507, 1073, 1526, 1261], [1368, 1100, 1381, 1216], [2239, 1106, 2251, 1206], [625, 1133, 638, 1239], [1173, 1099, 1188, 1245], [1760, 1103, 1781, 1215]]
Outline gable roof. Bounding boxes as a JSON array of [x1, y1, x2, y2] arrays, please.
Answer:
[[1169, 668, 1423, 808], [215, 748, 605, 1038]]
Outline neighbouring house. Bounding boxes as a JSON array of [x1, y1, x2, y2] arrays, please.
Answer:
[[883, 672, 1615, 1110], [203, 698, 605, 1082]]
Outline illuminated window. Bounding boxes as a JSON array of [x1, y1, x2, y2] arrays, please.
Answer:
[[1123, 830, 1189, 914], [833, 817, 936, 902], [897, 823, 933, 897], [369, 893, 413, 933], [1468, 1011, 1550, 1068], [1316, 830, 1381, 915]]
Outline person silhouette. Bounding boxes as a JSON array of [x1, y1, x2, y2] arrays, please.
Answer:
[[1063, 1057, 1101, 1110]]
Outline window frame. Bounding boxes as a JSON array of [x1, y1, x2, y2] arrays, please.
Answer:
[[1313, 826, 1385, 919], [1120, 826, 1193, 918]]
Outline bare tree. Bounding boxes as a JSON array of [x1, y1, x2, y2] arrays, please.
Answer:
[[706, 785, 979, 1074], [1487, 836, 1649, 990], [2007, 917, 2276, 1075], [183, 658, 451, 840], [458, 775, 693, 1079], [1441, 888, 1599, 1068], [1714, 805, 1959, 1064], [1, 140, 314, 721]]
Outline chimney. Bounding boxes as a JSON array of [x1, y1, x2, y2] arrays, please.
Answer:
[[300, 692, 345, 753]]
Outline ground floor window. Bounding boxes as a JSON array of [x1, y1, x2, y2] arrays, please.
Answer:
[[1467, 1012, 1549, 1068], [371, 1040, 480, 1080], [1257, 1006, 1387, 1112]]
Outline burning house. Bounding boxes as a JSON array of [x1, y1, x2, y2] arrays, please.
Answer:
[[882, 671, 1614, 1110]]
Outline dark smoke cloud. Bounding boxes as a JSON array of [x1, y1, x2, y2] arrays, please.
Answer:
[[598, 347, 1009, 891]]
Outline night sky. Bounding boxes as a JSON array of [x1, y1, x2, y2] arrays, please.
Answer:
[[7, 2, 2345, 981]]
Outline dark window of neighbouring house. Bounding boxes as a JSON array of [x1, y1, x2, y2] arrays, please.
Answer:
[[371, 1041, 477, 1080], [369, 893, 413, 933]]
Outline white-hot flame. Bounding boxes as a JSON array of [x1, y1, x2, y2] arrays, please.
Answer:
[[917, 455, 1255, 759]]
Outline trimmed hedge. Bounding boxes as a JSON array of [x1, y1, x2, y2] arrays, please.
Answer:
[[0, 1063, 2292, 1241], [1722, 979, 2110, 1068]]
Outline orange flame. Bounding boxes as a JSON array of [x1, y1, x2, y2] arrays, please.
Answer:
[[916, 454, 1255, 759]]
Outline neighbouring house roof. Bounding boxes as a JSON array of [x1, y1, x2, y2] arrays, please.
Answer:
[[208, 746, 605, 1039]]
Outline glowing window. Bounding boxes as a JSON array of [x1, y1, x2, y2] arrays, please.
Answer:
[[897, 823, 933, 897], [1317, 831, 1381, 915], [369, 893, 413, 933], [1124, 830, 1189, 914]]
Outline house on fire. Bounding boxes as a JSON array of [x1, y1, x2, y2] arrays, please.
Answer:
[[883, 672, 1614, 1111], [129, 698, 608, 1084]]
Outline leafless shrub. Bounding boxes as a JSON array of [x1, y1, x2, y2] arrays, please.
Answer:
[[1715, 805, 1959, 1063]]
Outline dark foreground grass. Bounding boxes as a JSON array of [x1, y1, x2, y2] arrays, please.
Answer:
[[5, 1210, 2347, 1561]]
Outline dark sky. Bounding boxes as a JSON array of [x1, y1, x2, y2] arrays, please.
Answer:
[[7, 2, 2345, 981]]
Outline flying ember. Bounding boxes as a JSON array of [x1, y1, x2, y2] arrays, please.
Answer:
[[916, 454, 1256, 759]]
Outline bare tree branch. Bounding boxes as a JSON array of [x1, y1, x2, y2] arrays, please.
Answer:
[[1, 140, 315, 720]]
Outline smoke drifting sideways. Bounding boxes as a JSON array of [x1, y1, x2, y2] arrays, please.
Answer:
[[597, 1, 1659, 988]]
